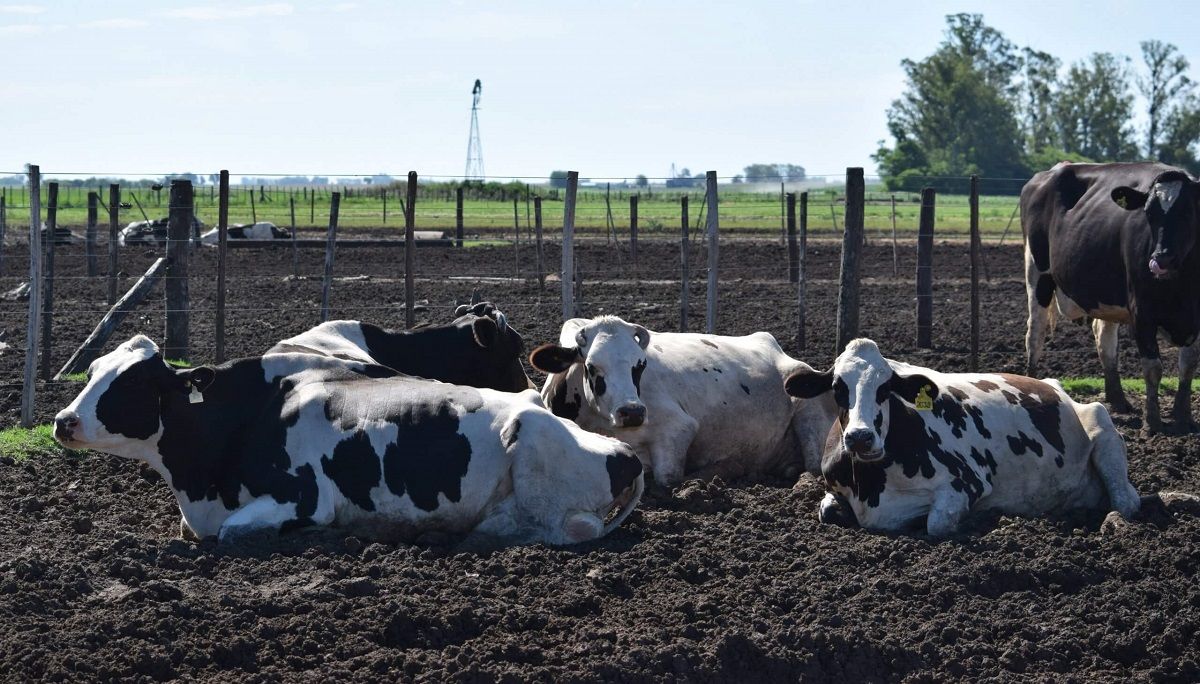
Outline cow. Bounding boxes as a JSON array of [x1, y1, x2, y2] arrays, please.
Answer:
[[529, 316, 837, 487], [1023, 161, 1200, 433], [784, 338, 1141, 536], [53, 335, 644, 547], [118, 216, 205, 247], [199, 221, 291, 244], [267, 302, 533, 392]]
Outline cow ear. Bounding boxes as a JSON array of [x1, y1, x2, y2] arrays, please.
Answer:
[[1111, 186, 1148, 211], [784, 367, 834, 398], [632, 324, 651, 350], [890, 373, 937, 403], [529, 344, 580, 373], [183, 366, 217, 392], [454, 304, 470, 317], [471, 316, 499, 348]]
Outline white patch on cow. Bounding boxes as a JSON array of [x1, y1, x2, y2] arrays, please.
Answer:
[[270, 320, 374, 364], [1153, 180, 1183, 213]]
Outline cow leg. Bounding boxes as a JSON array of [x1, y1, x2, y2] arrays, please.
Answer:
[[1093, 318, 1131, 413], [1079, 401, 1141, 519], [180, 518, 200, 542], [646, 414, 699, 488], [1134, 322, 1164, 434], [1024, 250, 1053, 375], [818, 492, 859, 528], [1172, 338, 1200, 433], [218, 495, 324, 543], [925, 487, 969, 537]]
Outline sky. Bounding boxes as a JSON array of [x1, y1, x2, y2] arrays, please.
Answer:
[[3, 0, 1199, 183]]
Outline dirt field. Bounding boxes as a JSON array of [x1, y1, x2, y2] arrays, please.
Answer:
[[0, 232, 1197, 681]]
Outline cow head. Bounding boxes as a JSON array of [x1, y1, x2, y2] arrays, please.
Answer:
[[529, 316, 651, 428], [452, 302, 533, 391], [1111, 171, 1200, 280], [783, 338, 936, 461], [54, 335, 211, 459]]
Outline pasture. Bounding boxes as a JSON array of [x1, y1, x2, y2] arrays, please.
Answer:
[[0, 227, 1196, 681]]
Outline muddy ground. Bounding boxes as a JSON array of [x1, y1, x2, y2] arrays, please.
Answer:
[[0, 231, 1197, 681]]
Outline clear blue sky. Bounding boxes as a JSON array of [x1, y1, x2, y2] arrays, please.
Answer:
[[3, 1, 1198, 182]]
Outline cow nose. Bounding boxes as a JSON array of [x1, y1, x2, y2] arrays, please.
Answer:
[[615, 404, 646, 427], [54, 411, 79, 440], [844, 428, 875, 454]]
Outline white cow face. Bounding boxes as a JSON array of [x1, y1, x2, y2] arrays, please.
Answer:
[[54, 335, 208, 458], [784, 339, 936, 461], [530, 317, 651, 429]]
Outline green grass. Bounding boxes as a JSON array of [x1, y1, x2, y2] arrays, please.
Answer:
[[1059, 376, 1180, 397], [60, 358, 189, 383], [3, 182, 1022, 237], [0, 425, 78, 461]]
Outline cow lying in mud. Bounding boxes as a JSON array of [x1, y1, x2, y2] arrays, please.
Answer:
[[784, 338, 1141, 535], [53, 335, 643, 547], [531, 316, 837, 487]]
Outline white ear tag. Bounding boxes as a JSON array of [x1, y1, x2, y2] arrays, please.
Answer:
[[189, 386, 204, 404]]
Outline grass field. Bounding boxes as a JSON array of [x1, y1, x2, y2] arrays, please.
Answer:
[[0, 182, 1025, 237]]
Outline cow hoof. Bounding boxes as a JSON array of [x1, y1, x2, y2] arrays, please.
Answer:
[[1109, 398, 1134, 414], [1141, 420, 1164, 436], [1168, 418, 1199, 435]]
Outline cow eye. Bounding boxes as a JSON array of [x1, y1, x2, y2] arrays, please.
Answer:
[[586, 363, 598, 377]]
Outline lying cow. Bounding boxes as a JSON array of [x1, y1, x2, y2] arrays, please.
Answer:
[[118, 216, 204, 247], [267, 302, 532, 392], [530, 316, 837, 487], [200, 221, 291, 244], [784, 338, 1140, 535], [53, 335, 644, 546]]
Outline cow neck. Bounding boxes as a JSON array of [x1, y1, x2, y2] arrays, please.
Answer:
[[368, 324, 464, 372]]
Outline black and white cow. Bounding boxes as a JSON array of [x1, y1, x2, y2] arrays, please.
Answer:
[[267, 303, 533, 393], [199, 221, 291, 244], [1023, 161, 1200, 433], [53, 335, 644, 546], [530, 316, 837, 487], [785, 338, 1141, 535]]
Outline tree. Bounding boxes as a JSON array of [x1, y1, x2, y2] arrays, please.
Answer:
[[1157, 95, 1200, 175], [548, 170, 569, 189], [1020, 48, 1061, 153], [1139, 40, 1193, 157], [1055, 53, 1138, 161], [635, 174, 648, 187], [732, 174, 744, 184], [743, 164, 779, 182], [874, 14, 1027, 190]]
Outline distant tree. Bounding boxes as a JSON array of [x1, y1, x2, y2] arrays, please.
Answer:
[[207, 173, 219, 185], [732, 174, 744, 183], [549, 170, 569, 189], [1055, 53, 1138, 161], [742, 164, 780, 182], [1139, 40, 1193, 157], [1157, 95, 1200, 175], [782, 164, 806, 181], [679, 167, 691, 178], [1020, 48, 1061, 153], [635, 174, 648, 187]]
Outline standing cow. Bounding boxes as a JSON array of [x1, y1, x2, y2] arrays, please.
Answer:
[[53, 335, 643, 547], [1023, 162, 1200, 433], [530, 316, 837, 487], [785, 338, 1140, 535], [267, 302, 533, 392]]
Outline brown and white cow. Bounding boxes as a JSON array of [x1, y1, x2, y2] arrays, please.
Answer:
[[784, 338, 1140, 535]]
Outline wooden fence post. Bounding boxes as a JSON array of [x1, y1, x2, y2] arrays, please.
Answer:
[[21, 166, 42, 427], [289, 195, 298, 278], [215, 171, 230, 363], [562, 171, 579, 320], [512, 197, 520, 278], [165, 180, 192, 361], [382, 189, 387, 225], [321, 193, 341, 322], [916, 187, 936, 349], [0, 194, 7, 278], [534, 196, 545, 289], [455, 187, 464, 248], [798, 192, 808, 350], [86, 192, 98, 276], [969, 175, 981, 372], [310, 189, 315, 224], [405, 171, 417, 329], [40, 183, 58, 380], [836, 168, 865, 353], [680, 195, 690, 332], [249, 186, 257, 224], [786, 192, 798, 284], [108, 184, 119, 305], [704, 171, 719, 334], [891, 194, 899, 278]]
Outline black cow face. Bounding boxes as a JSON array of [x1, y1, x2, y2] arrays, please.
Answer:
[[785, 338, 935, 461], [54, 335, 200, 456], [452, 303, 533, 391], [1111, 172, 1200, 280], [530, 317, 651, 428]]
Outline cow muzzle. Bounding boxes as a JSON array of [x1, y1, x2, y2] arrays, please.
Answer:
[[1149, 252, 1178, 280], [843, 427, 883, 461], [613, 404, 646, 428], [53, 411, 80, 446]]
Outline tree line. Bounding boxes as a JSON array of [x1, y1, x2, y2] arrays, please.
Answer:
[[875, 14, 1200, 192]]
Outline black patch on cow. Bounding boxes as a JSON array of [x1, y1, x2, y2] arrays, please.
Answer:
[[702, 367, 708, 373], [550, 382, 581, 420], [606, 453, 642, 499], [740, 383, 750, 395], [1006, 431, 1045, 459], [229, 226, 247, 239], [971, 379, 1001, 393], [591, 371, 607, 398], [701, 339, 719, 349], [873, 410, 884, 435], [320, 430, 382, 512], [947, 386, 968, 402], [382, 400, 472, 512], [1028, 222, 1052, 272], [632, 360, 647, 396], [713, 367, 723, 373], [95, 356, 175, 440], [833, 378, 849, 409], [501, 419, 521, 448], [280, 517, 314, 534], [998, 375, 1065, 455], [1035, 274, 1056, 308], [968, 447, 998, 478], [930, 387, 992, 440]]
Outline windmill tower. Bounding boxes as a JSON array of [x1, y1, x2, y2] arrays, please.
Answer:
[[464, 79, 484, 180]]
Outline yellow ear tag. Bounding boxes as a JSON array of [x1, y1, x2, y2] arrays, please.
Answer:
[[188, 387, 204, 404], [914, 385, 934, 411]]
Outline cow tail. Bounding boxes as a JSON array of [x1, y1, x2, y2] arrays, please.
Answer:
[[601, 474, 643, 537]]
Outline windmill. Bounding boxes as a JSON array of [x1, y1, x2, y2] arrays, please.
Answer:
[[464, 79, 484, 180]]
